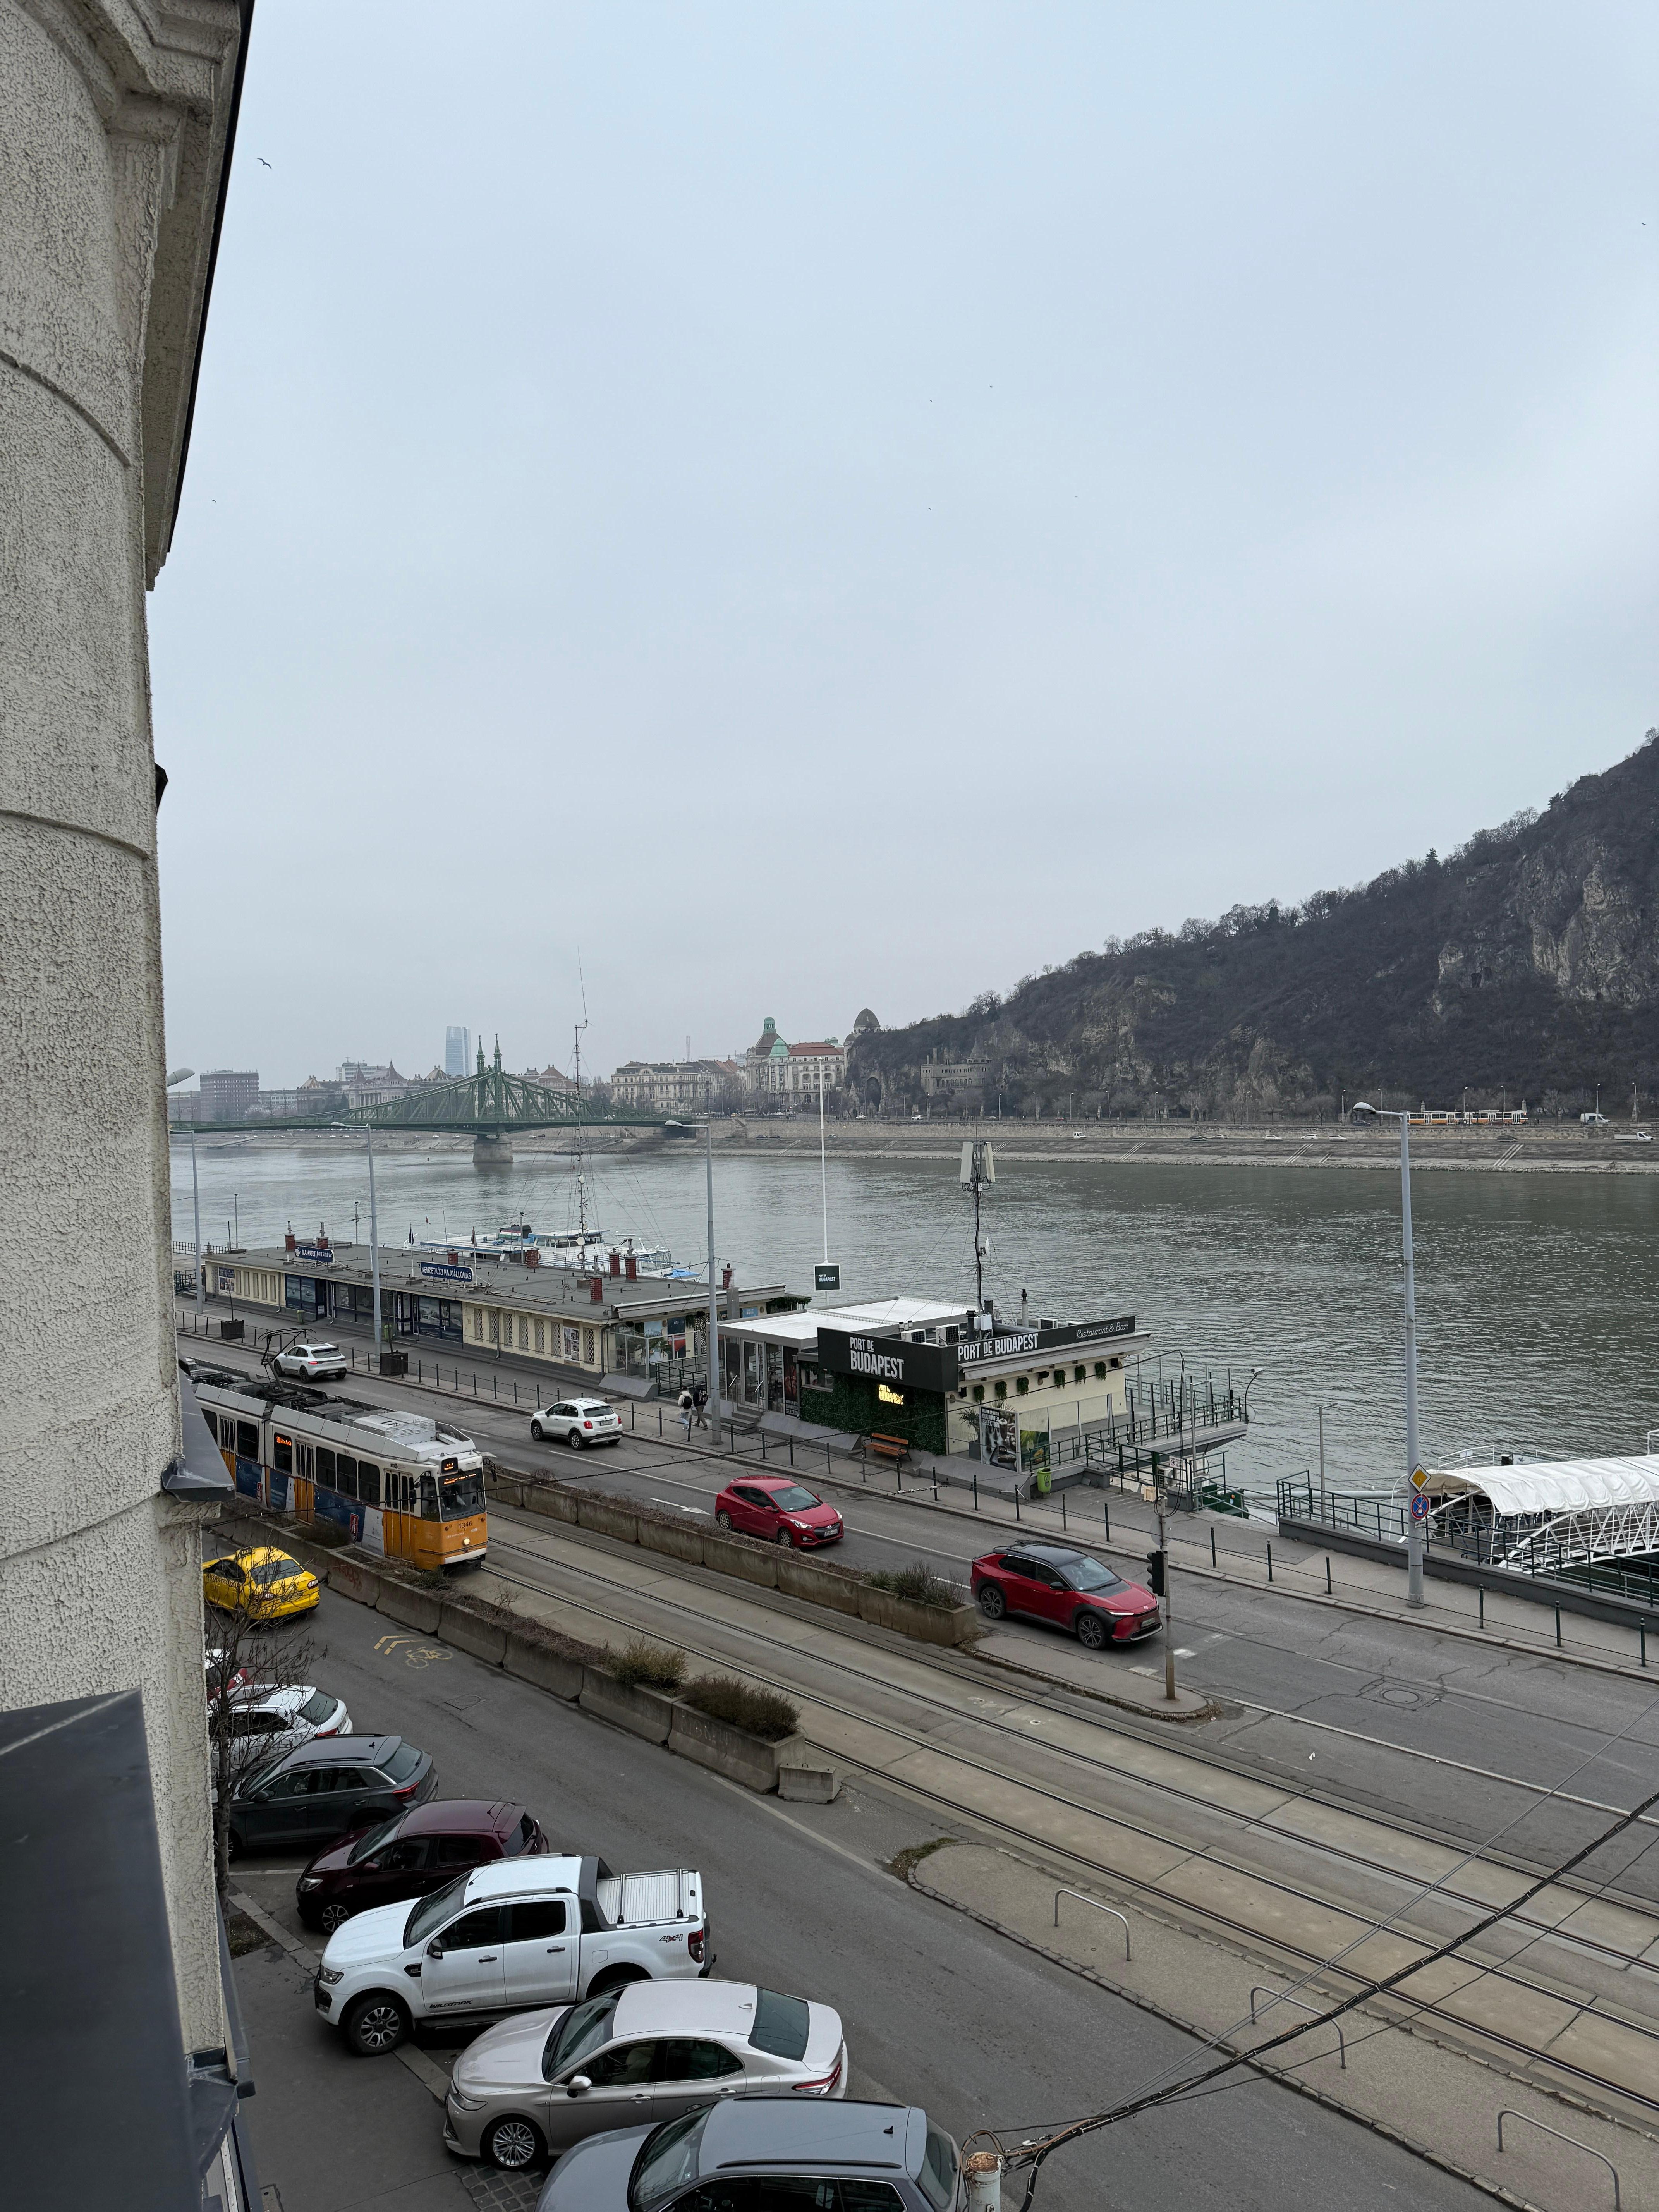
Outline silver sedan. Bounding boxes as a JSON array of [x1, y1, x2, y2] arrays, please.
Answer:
[[443, 1980, 847, 2172]]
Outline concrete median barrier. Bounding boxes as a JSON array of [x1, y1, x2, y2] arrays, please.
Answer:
[[375, 1581, 444, 1634], [856, 1586, 979, 1646], [576, 1492, 643, 1543], [639, 1518, 706, 1567], [777, 1555, 860, 1614], [579, 1669, 673, 1744], [667, 1704, 780, 1792], [502, 1635, 586, 1701], [438, 1604, 509, 1667]]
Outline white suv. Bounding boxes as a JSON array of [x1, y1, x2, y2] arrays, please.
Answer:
[[313, 1853, 708, 2055], [531, 1398, 622, 1449], [275, 1340, 349, 1381]]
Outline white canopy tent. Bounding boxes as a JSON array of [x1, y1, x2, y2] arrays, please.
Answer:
[[1427, 1456, 1659, 1573]]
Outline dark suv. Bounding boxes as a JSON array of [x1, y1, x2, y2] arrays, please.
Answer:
[[227, 1735, 436, 1857], [296, 1798, 549, 1932], [539, 2099, 959, 2211]]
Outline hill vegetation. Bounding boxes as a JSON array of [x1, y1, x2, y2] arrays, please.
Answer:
[[847, 732, 1659, 1120]]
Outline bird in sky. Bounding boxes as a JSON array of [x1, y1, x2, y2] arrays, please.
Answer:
[[258, 157, 271, 168]]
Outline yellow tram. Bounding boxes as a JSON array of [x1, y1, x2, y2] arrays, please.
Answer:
[[188, 1363, 488, 1571]]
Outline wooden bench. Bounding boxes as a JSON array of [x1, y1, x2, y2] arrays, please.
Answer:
[[864, 1432, 912, 1467]]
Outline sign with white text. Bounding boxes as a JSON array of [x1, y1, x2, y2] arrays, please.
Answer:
[[419, 1261, 474, 1284]]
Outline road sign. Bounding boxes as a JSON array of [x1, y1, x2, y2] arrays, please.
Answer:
[[814, 1263, 841, 1291], [1409, 1491, 1431, 1521], [1410, 1464, 1429, 1490]]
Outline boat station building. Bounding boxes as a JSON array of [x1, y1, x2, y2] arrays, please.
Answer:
[[720, 1298, 1151, 1461], [205, 1241, 806, 1390]]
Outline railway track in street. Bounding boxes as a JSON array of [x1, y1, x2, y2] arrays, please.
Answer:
[[478, 1511, 1659, 2131]]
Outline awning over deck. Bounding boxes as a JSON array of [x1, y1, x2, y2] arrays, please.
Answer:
[[1429, 1455, 1659, 1572], [1432, 1457, 1659, 1516]]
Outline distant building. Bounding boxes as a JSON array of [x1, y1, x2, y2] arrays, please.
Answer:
[[611, 1059, 740, 1111], [921, 1047, 994, 1102], [445, 1025, 470, 1077], [524, 1063, 578, 1096], [343, 1065, 409, 1111], [199, 1068, 259, 1121], [741, 1020, 845, 1100]]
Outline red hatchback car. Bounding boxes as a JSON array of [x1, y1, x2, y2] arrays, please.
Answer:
[[714, 1476, 844, 1548], [295, 1798, 550, 1934], [972, 1543, 1161, 1649]]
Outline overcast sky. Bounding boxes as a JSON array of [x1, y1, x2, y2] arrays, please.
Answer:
[[153, 2, 1659, 1088]]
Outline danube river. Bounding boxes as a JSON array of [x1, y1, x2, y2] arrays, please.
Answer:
[[170, 1137, 1659, 1506]]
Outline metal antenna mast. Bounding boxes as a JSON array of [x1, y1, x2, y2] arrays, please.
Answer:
[[960, 1140, 996, 1312]]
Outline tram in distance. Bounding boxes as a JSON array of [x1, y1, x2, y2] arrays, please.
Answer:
[[185, 1361, 488, 1572]]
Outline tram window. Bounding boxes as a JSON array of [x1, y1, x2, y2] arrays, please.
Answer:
[[236, 1421, 259, 1460], [439, 1471, 486, 1519], [200, 1410, 219, 1443], [273, 1433, 293, 1474], [418, 1475, 440, 1520], [356, 1461, 381, 1506], [299, 1443, 314, 1480], [334, 1455, 358, 1500], [314, 1446, 336, 1486]]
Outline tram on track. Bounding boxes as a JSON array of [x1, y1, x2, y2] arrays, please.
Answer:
[[185, 1361, 488, 1571]]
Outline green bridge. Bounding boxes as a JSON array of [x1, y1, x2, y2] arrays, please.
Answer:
[[169, 1042, 686, 1160]]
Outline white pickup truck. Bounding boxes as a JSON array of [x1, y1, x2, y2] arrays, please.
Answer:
[[314, 1852, 710, 2055]]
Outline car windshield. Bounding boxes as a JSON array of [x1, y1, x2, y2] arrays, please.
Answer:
[[543, 1992, 620, 2081], [629, 2106, 711, 2210], [767, 1485, 821, 1514], [298, 1690, 335, 1724], [250, 1556, 302, 1586], [749, 1989, 810, 2059], [438, 1472, 485, 1518], [916, 2125, 960, 2212], [405, 1872, 470, 1947], [1062, 1555, 1123, 1593], [347, 1815, 402, 1865]]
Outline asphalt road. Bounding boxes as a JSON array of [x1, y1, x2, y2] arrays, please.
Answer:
[[234, 1588, 1492, 2212], [189, 1336, 1659, 1893]]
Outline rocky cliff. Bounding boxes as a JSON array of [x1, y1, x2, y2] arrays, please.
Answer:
[[848, 732, 1659, 1118]]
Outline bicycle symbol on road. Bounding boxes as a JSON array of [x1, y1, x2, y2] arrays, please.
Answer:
[[373, 1633, 452, 1669]]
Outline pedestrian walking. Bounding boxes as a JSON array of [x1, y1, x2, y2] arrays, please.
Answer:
[[678, 1386, 694, 1441], [692, 1380, 708, 1431]]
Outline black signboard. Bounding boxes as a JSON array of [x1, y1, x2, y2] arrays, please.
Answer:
[[814, 1264, 841, 1291], [816, 1328, 960, 1395], [958, 1314, 1137, 1367]]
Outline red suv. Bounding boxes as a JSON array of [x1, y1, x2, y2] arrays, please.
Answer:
[[714, 1476, 844, 1548], [295, 1798, 550, 1934], [971, 1543, 1160, 1649]]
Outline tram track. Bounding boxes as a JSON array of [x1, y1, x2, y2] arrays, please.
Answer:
[[476, 1520, 1659, 2122]]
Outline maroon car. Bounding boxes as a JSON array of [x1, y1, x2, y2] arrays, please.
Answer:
[[971, 1543, 1161, 1649], [714, 1476, 843, 1548], [295, 1798, 549, 1934]]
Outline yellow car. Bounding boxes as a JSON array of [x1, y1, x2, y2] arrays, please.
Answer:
[[202, 1547, 321, 1621]]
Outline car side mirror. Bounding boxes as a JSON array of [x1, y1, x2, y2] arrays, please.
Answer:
[[426, 1939, 445, 1960], [567, 2075, 591, 2095]]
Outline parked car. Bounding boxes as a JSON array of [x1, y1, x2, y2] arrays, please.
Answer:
[[445, 1979, 846, 2171], [314, 1854, 709, 2056], [972, 1542, 1161, 1648], [530, 1398, 622, 1449], [536, 2098, 958, 2211], [713, 1477, 843, 1549], [297, 1799, 550, 1934], [213, 1683, 351, 1790], [226, 1735, 436, 1858], [203, 1547, 320, 1622], [274, 1339, 349, 1380]]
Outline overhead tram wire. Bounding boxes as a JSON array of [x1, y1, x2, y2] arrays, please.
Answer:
[[998, 1688, 1659, 2206]]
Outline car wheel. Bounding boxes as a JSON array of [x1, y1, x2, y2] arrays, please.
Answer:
[[319, 1901, 352, 1935], [566, 1431, 583, 1450], [343, 1994, 410, 2056], [775, 1528, 795, 1548], [530, 1422, 544, 1441], [977, 1585, 1006, 1621], [1076, 1610, 1109, 1651], [715, 1510, 732, 1532], [483, 2115, 547, 2172]]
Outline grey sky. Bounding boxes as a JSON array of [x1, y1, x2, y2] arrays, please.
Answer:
[[153, 3, 1659, 1087]]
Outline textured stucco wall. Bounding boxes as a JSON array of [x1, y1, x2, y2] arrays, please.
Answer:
[[0, 0, 244, 2055]]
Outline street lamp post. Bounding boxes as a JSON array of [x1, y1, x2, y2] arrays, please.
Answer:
[[1353, 1104, 1425, 1607], [366, 1121, 382, 1367]]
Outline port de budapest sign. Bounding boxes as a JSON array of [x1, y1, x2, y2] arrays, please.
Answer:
[[959, 1315, 1137, 1367], [816, 1329, 959, 1395]]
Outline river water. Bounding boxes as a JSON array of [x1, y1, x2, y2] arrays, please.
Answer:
[[170, 1139, 1659, 1508]]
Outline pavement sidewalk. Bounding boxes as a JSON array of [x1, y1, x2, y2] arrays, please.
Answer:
[[910, 1842, 1659, 2212]]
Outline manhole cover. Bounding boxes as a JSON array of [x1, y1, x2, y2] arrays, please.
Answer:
[[1379, 1686, 1422, 1707]]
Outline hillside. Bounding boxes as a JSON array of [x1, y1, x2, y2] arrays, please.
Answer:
[[847, 732, 1659, 1120]]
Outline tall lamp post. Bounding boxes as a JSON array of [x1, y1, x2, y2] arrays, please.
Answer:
[[366, 1119, 382, 1368], [1353, 1103, 1425, 1607], [167, 1068, 203, 1317]]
